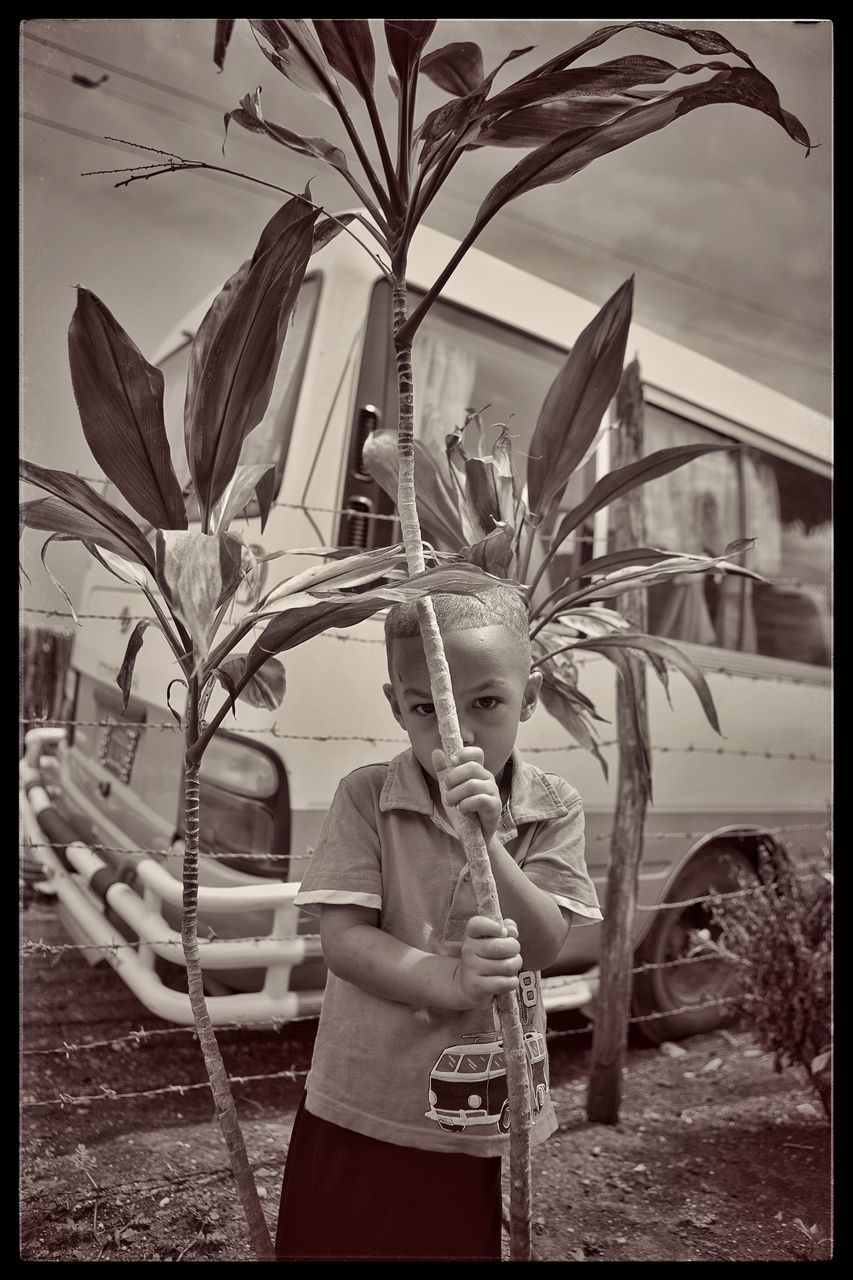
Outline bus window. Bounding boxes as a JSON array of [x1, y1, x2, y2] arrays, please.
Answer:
[[634, 402, 831, 666], [745, 450, 831, 666], [338, 281, 574, 549], [638, 405, 744, 650], [105, 275, 321, 523]]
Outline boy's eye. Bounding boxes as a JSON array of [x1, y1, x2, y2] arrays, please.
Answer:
[[475, 696, 500, 710], [411, 703, 435, 717]]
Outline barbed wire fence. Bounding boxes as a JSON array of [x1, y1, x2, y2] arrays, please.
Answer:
[[19, 585, 831, 1243]]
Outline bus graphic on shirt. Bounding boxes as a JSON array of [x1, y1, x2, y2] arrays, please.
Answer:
[[425, 971, 548, 1135]]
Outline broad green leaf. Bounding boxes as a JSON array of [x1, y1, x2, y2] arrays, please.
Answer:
[[155, 530, 243, 660], [313, 212, 357, 254], [475, 67, 810, 228], [537, 663, 610, 779], [550, 542, 758, 612], [225, 88, 352, 179], [461, 524, 516, 578], [313, 19, 375, 92], [420, 41, 484, 95], [213, 19, 235, 71], [184, 258, 250, 437], [571, 630, 721, 736], [117, 619, 153, 713], [209, 464, 277, 535], [305, 562, 523, 609], [186, 195, 318, 526], [362, 428, 466, 548], [551, 444, 737, 552], [603, 643, 652, 799], [476, 55, 724, 127], [85, 544, 150, 588], [250, 19, 341, 101], [257, 542, 410, 610], [216, 654, 286, 711], [417, 47, 533, 173], [474, 92, 656, 147], [527, 278, 633, 517], [244, 560, 512, 685], [19, 463, 155, 570], [38, 533, 80, 625], [68, 289, 186, 530], [525, 20, 758, 80], [384, 20, 437, 83]]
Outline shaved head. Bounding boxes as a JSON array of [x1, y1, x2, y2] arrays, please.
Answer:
[[385, 586, 531, 676]]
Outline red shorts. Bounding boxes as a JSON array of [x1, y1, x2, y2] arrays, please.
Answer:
[[275, 1093, 502, 1261]]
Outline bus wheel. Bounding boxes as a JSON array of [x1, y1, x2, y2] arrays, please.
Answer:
[[631, 844, 756, 1044], [498, 1102, 512, 1133]]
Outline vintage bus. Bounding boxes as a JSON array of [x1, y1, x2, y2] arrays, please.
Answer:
[[20, 217, 832, 1042]]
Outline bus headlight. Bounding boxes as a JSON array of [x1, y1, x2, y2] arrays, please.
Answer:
[[428, 1090, 437, 1106], [194, 733, 290, 879], [468, 1094, 482, 1108]]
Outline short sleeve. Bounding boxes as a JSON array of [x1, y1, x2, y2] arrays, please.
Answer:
[[521, 779, 603, 925], [294, 772, 383, 916]]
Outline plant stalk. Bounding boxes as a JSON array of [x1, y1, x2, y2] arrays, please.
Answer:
[[392, 277, 532, 1262], [182, 677, 274, 1259]]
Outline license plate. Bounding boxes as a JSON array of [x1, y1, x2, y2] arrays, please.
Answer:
[[98, 719, 143, 784]]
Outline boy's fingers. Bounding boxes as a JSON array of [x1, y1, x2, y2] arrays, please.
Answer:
[[431, 749, 448, 775], [466, 915, 506, 939], [474, 937, 521, 961], [504, 918, 518, 939], [451, 746, 484, 766]]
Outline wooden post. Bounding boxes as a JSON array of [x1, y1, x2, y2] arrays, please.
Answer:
[[587, 359, 650, 1124]]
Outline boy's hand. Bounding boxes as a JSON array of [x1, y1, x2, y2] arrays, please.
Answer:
[[453, 916, 521, 1009], [432, 747, 503, 843]]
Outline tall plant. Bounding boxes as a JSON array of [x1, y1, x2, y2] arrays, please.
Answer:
[[50, 18, 812, 1260], [19, 194, 511, 1259], [205, 19, 810, 1260]]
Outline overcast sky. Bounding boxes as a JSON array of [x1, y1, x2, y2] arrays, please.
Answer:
[[20, 18, 831, 613]]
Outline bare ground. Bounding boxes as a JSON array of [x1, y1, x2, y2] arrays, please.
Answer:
[[20, 902, 832, 1262]]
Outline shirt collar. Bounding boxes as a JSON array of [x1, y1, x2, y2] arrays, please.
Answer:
[[379, 747, 569, 841]]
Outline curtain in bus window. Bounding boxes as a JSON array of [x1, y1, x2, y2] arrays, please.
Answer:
[[745, 448, 831, 666], [641, 407, 743, 650]]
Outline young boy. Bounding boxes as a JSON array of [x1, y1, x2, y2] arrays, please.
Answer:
[[276, 585, 602, 1262]]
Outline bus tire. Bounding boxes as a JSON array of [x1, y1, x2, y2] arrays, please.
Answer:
[[498, 1101, 512, 1133], [631, 843, 756, 1044]]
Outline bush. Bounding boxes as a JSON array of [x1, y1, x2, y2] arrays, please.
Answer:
[[710, 845, 832, 1117]]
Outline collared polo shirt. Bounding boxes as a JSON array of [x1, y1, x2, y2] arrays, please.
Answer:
[[294, 749, 602, 1155]]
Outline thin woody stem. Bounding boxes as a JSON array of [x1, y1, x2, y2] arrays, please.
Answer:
[[392, 275, 533, 1263], [181, 680, 274, 1259], [88, 146, 392, 279]]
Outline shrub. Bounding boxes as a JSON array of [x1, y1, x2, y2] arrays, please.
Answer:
[[710, 845, 832, 1117]]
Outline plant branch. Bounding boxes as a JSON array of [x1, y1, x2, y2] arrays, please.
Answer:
[[87, 144, 393, 279], [249, 20, 396, 224]]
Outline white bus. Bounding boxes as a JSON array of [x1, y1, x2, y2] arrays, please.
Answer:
[[21, 218, 831, 1041]]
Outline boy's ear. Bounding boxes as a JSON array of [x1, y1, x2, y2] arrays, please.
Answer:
[[383, 682, 404, 728], [520, 670, 543, 722]]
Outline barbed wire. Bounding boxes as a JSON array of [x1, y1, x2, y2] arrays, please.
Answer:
[[20, 838, 312, 863], [21, 954, 737, 1059], [22, 993, 763, 1105], [22, 1011, 324, 1056], [16, 715, 832, 764], [17, 608, 834, 685], [21, 928, 319, 955]]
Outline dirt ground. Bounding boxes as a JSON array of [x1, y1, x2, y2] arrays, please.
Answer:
[[20, 902, 832, 1262]]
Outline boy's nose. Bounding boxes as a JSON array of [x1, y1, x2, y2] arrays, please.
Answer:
[[459, 723, 477, 746]]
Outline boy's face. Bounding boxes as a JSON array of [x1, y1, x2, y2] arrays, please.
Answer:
[[383, 625, 542, 783]]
